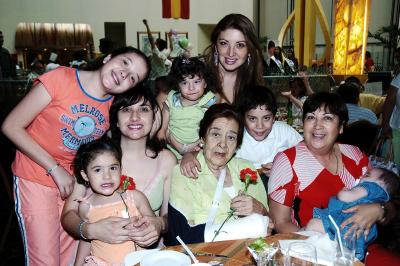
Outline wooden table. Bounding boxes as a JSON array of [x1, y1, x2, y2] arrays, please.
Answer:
[[166, 233, 364, 266]]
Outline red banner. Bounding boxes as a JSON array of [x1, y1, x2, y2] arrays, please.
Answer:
[[162, 0, 189, 19]]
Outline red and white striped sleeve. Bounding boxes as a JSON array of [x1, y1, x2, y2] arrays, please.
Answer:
[[268, 151, 295, 206]]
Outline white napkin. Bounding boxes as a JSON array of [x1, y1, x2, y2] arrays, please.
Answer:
[[124, 249, 160, 266], [204, 214, 269, 242], [279, 233, 337, 266]]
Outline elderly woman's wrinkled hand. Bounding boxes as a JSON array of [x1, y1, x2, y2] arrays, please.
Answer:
[[127, 216, 161, 247], [340, 203, 383, 239], [231, 192, 265, 216]]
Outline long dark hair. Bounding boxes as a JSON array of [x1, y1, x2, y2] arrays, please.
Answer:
[[203, 14, 265, 105], [109, 85, 163, 158]]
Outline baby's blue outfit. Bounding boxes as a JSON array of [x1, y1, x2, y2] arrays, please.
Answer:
[[313, 181, 389, 260]]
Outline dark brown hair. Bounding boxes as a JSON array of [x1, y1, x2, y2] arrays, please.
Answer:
[[289, 78, 307, 98], [109, 85, 163, 158], [85, 46, 150, 83], [302, 91, 349, 127], [73, 137, 122, 187], [199, 103, 244, 148], [377, 168, 400, 198], [168, 56, 218, 94]]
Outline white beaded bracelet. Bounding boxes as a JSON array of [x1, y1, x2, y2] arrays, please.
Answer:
[[78, 220, 89, 240], [46, 163, 60, 176]]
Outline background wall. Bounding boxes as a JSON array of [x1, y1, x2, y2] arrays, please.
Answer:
[[0, 0, 255, 56], [0, 0, 394, 65]]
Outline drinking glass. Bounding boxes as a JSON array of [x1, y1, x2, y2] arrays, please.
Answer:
[[333, 229, 356, 266], [286, 242, 317, 266], [257, 250, 285, 266], [267, 252, 286, 266]]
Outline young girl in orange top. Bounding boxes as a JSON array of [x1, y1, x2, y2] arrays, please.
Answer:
[[1, 46, 150, 265], [73, 138, 154, 265]]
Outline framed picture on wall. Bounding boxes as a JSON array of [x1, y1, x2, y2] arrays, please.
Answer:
[[137, 31, 160, 55], [165, 32, 189, 58]]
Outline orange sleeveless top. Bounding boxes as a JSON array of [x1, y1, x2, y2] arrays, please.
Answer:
[[86, 191, 142, 264]]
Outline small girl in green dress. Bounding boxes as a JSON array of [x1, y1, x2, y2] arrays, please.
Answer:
[[159, 56, 219, 159]]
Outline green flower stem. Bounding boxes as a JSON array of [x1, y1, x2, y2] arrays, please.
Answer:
[[119, 192, 130, 218], [211, 210, 234, 242], [244, 176, 250, 193]]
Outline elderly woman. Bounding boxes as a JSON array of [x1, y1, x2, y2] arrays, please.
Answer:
[[167, 104, 269, 245], [268, 92, 398, 263]]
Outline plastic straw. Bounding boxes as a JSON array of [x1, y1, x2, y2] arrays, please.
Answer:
[[328, 214, 345, 258], [176, 235, 199, 263]]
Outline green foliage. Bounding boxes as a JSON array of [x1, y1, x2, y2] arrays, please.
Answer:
[[248, 237, 272, 252], [368, 25, 400, 48], [259, 36, 270, 45]]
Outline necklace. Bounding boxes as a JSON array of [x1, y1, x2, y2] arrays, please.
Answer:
[[333, 151, 339, 175]]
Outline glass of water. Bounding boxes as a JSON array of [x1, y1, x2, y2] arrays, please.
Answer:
[[286, 242, 317, 266], [333, 229, 356, 266]]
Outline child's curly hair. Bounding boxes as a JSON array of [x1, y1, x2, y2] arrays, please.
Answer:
[[168, 56, 218, 93]]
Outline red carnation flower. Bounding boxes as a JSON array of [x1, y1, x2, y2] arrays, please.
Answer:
[[240, 168, 258, 183], [239, 168, 258, 193], [120, 175, 136, 191]]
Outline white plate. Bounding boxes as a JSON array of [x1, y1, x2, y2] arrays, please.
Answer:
[[124, 249, 160, 266], [140, 250, 191, 266]]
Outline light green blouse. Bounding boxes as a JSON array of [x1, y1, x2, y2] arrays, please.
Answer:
[[169, 152, 268, 225]]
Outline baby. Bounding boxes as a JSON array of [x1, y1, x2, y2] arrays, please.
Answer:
[[306, 167, 399, 260]]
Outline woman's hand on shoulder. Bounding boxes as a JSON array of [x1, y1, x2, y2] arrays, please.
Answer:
[[180, 151, 201, 178], [341, 203, 383, 239]]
